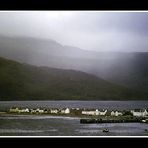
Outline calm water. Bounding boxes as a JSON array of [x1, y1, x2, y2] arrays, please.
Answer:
[[0, 101, 148, 111], [0, 115, 148, 136], [0, 101, 148, 136]]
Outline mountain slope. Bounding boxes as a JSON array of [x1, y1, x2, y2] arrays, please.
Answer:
[[0, 35, 148, 94], [0, 57, 147, 101]]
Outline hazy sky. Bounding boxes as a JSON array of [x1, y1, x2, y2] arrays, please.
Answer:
[[0, 11, 148, 52]]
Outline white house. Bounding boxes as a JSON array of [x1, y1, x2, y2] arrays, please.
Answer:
[[65, 108, 70, 114], [9, 107, 29, 113], [99, 110, 107, 116], [50, 109, 58, 114], [82, 110, 96, 115], [131, 109, 148, 117], [18, 108, 29, 113], [81, 109, 107, 116], [61, 108, 70, 114], [35, 108, 44, 113], [111, 111, 123, 116], [9, 107, 19, 113], [95, 109, 99, 115], [30, 109, 36, 113], [30, 108, 44, 113]]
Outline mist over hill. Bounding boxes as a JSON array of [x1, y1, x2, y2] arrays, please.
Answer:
[[0, 56, 147, 100], [0, 35, 148, 94]]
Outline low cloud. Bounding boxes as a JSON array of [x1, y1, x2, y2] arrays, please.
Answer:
[[0, 11, 148, 52]]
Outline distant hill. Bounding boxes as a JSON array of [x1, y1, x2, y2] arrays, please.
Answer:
[[0, 35, 148, 94], [0, 57, 147, 101], [99, 52, 148, 93]]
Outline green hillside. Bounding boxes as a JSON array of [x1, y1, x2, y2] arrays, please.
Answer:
[[0, 57, 147, 100], [1, 36, 148, 94]]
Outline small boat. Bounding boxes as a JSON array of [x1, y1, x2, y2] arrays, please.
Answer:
[[102, 128, 109, 133], [144, 129, 148, 132]]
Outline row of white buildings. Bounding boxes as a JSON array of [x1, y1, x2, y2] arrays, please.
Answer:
[[82, 109, 108, 116], [9, 107, 148, 117], [9, 107, 70, 114], [131, 109, 148, 117], [81, 109, 148, 117], [81, 109, 123, 116]]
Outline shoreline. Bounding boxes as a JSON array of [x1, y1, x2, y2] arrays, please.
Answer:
[[0, 112, 148, 124], [0, 112, 81, 119]]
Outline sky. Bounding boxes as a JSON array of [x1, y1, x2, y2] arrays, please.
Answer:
[[0, 11, 148, 52]]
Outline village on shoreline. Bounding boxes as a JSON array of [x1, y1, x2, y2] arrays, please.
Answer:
[[0, 106, 147, 120], [0, 107, 148, 124]]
